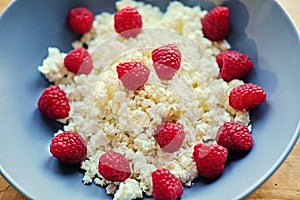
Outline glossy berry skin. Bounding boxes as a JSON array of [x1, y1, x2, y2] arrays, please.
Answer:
[[64, 48, 93, 75], [216, 122, 254, 153], [114, 7, 142, 38], [229, 83, 267, 110], [50, 131, 87, 164], [38, 86, 70, 119], [152, 168, 183, 200], [193, 143, 228, 179], [156, 122, 185, 153], [151, 44, 182, 80], [67, 7, 94, 34], [202, 6, 230, 41], [116, 61, 150, 90], [216, 50, 253, 81], [98, 152, 131, 182]]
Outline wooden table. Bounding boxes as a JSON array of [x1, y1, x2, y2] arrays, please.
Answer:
[[0, 0, 299, 199]]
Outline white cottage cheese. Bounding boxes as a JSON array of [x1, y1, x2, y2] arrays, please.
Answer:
[[38, 0, 250, 199]]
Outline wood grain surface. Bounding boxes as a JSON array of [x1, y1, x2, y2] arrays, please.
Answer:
[[0, 0, 299, 199]]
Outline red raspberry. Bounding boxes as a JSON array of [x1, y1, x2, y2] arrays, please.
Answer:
[[38, 86, 70, 119], [67, 7, 94, 34], [98, 152, 131, 182], [152, 168, 183, 200], [116, 61, 150, 90], [64, 48, 93, 75], [50, 131, 87, 164], [151, 44, 182, 80], [229, 83, 267, 110], [114, 7, 142, 38], [202, 6, 230, 41], [216, 122, 254, 153], [216, 50, 253, 81], [193, 143, 228, 179], [155, 122, 185, 153]]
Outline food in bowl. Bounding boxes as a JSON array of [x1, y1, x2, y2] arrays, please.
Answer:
[[37, 0, 266, 199]]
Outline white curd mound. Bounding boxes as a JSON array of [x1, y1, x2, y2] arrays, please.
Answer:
[[38, 0, 250, 199]]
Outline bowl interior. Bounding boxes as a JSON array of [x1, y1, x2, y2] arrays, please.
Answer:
[[0, 0, 299, 199]]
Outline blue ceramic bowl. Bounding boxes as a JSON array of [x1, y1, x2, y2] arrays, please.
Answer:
[[0, 0, 299, 199]]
